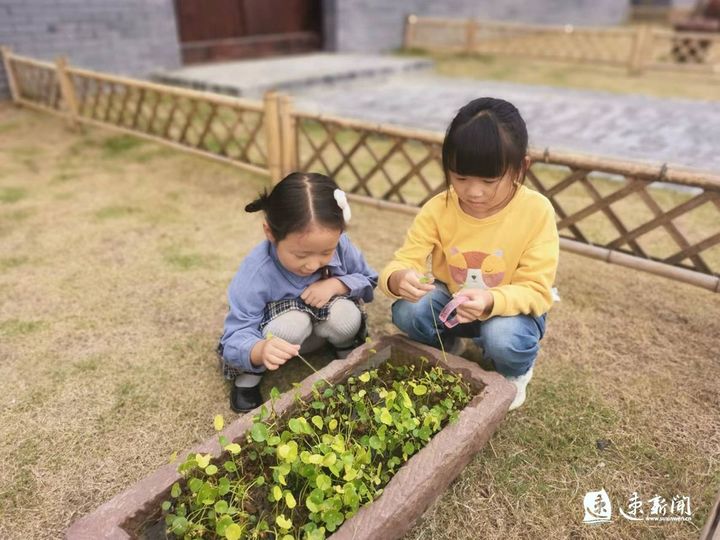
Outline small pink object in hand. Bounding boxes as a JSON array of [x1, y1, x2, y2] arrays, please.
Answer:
[[438, 296, 469, 328]]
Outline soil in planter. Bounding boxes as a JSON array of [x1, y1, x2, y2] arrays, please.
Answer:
[[137, 356, 480, 540]]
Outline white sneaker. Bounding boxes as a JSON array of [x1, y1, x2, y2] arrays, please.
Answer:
[[507, 367, 534, 411]]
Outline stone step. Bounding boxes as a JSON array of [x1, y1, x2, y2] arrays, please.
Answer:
[[153, 53, 433, 98]]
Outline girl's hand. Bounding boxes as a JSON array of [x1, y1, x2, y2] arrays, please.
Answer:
[[389, 269, 435, 302], [301, 278, 349, 308], [454, 288, 494, 323], [254, 336, 300, 371]]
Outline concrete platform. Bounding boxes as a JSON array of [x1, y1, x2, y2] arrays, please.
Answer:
[[154, 53, 433, 98]]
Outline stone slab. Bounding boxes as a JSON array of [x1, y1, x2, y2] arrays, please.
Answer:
[[153, 53, 434, 98]]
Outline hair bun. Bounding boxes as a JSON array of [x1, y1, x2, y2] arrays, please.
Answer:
[[245, 191, 269, 213]]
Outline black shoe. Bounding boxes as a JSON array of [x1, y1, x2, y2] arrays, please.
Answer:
[[230, 384, 263, 413]]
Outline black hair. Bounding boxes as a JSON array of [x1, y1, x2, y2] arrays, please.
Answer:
[[245, 172, 345, 241], [442, 97, 529, 188]]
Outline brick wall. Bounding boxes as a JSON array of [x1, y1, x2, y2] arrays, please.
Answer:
[[331, 0, 630, 53], [0, 0, 181, 100]]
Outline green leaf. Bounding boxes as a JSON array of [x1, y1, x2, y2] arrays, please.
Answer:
[[214, 500, 229, 514], [288, 418, 303, 434], [311, 415, 324, 429], [223, 460, 237, 472], [358, 372, 370, 383], [196, 453, 211, 468], [270, 387, 281, 400], [215, 514, 233, 536], [170, 482, 181, 498], [171, 516, 189, 535], [250, 422, 268, 442], [285, 491, 297, 509], [272, 485, 283, 501], [277, 443, 291, 459], [188, 478, 203, 493], [322, 509, 344, 532], [214, 414, 224, 431], [379, 408, 393, 425], [267, 435, 281, 446], [218, 477, 231, 496], [225, 523, 242, 540], [328, 418, 338, 431], [316, 474, 332, 491], [224, 443, 241, 454], [276, 514, 292, 530], [413, 384, 428, 396], [161, 500, 171, 511], [205, 464, 218, 475]]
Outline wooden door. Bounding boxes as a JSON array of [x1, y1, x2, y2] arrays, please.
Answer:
[[174, 0, 323, 64]]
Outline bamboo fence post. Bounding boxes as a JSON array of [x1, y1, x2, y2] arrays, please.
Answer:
[[404, 15, 418, 49], [628, 25, 651, 75], [1, 46, 20, 103], [263, 91, 282, 184], [55, 56, 80, 129], [278, 94, 298, 177], [465, 18, 477, 53]]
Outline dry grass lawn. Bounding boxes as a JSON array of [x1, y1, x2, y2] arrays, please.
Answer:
[[1, 104, 719, 539], [420, 52, 720, 102]]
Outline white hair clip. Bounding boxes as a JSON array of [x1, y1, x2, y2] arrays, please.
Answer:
[[333, 188, 351, 224]]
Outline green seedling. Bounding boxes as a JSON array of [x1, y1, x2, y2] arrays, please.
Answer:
[[159, 356, 471, 540]]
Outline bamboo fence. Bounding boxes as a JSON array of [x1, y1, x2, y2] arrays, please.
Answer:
[[404, 15, 720, 76], [2, 48, 719, 292], [1, 48, 273, 177]]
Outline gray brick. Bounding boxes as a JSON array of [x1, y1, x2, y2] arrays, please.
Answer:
[[0, 0, 181, 100]]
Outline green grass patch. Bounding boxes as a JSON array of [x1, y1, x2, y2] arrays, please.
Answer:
[[72, 356, 101, 374], [0, 319, 47, 337], [0, 256, 29, 271], [51, 171, 77, 183], [162, 247, 215, 271], [0, 121, 20, 134], [101, 134, 145, 157], [0, 187, 28, 204], [94, 205, 142, 220], [0, 438, 40, 513]]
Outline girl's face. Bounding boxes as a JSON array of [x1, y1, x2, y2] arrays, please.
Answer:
[[449, 158, 528, 218], [265, 222, 341, 277]]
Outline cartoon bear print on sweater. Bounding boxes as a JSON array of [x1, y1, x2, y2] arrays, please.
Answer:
[[447, 247, 506, 289]]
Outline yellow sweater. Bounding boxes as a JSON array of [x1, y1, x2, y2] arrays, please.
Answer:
[[379, 186, 559, 319]]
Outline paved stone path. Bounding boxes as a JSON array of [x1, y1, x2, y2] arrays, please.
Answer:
[[159, 54, 720, 172], [293, 74, 720, 172]]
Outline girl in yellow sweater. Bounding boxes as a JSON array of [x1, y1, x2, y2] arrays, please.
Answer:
[[380, 97, 559, 410]]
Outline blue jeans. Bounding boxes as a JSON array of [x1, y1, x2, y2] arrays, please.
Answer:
[[391, 282, 546, 377]]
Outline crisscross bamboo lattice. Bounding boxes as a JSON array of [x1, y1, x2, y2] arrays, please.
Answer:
[[291, 110, 720, 291], [405, 15, 720, 76], [2, 50, 271, 177]]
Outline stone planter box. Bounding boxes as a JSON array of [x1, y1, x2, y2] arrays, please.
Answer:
[[66, 335, 516, 540]]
